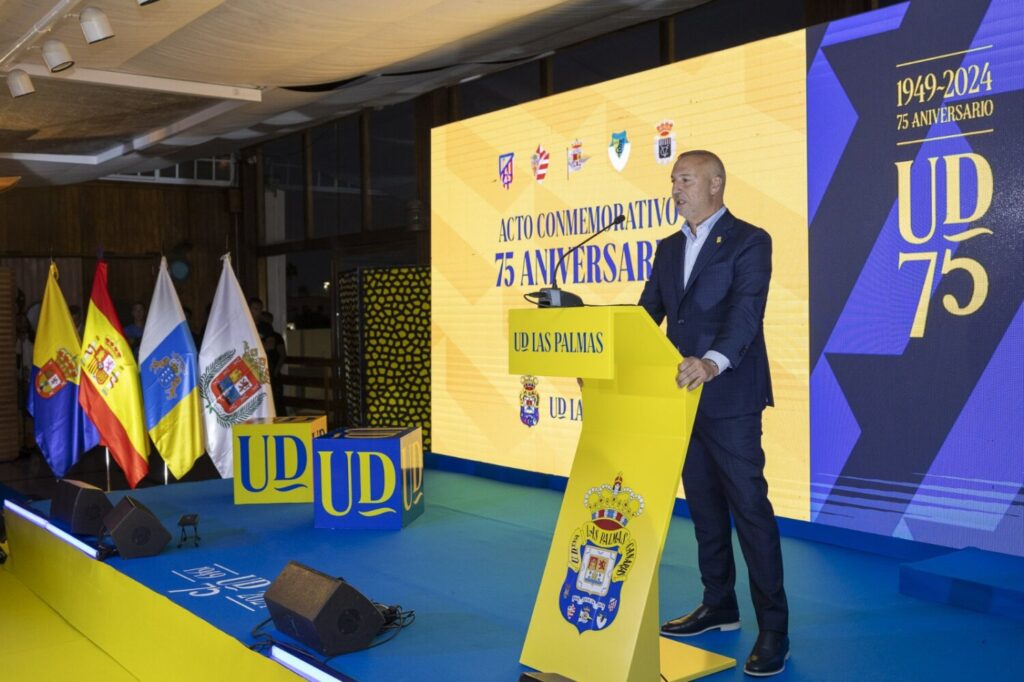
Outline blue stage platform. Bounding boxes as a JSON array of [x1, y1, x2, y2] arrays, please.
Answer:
[[7, 469, 1024, 681], [901, 547, 1024, 622]]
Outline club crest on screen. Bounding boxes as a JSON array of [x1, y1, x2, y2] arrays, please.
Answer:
[[654, 120, 676, 165], [567, 139, 589, 174], [520, 374, 540, 427], [608, 131, 631, 172], [531, 145, 550, 182], [560, 473, 642, 634], [499, 152, 514, 189]]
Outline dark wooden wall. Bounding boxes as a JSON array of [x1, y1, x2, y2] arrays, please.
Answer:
[[0, 267, 18, 461], [0, 181, 251, 331]]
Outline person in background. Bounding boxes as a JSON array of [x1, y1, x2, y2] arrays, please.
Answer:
[[69, 304, 84, 339], [123, 302, 147, 356], [249, 297, 264, 322], [15, 311, 34, 454], [182, 306, 202, 349], [258, 311, 287, 414]]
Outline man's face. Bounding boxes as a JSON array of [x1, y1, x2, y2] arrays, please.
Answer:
[[671, 155, 721, 225]]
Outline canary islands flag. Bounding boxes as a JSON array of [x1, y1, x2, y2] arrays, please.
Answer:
[[140, 257, 204, 479], [27, 263, 100, 477], [79, 261, 150, 488], [199, 253, 275, 477]]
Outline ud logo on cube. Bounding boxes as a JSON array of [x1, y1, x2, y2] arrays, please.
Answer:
[[232, 415, 328, 504], [313, 427, 424, 529]]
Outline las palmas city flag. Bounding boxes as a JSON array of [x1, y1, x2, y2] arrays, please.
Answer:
[[199, 253, 275, 477], [79, 261, 150, 488], [27, 263, 100, 477], [140, 257, 204, 479]]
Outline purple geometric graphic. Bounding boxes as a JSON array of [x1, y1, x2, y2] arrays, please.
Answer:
[[823, 126, 974, 357], [820, 2, 909, 47], [807, 50, 858, 223], [899, 303, 1024, 556], [809, 357, 861, 522], [950, 0, 1024, 101]]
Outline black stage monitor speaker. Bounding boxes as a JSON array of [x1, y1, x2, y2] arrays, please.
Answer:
[[50, 479, 113, 535], [265, 561, 386, 656], [103, 496, 171, 559]]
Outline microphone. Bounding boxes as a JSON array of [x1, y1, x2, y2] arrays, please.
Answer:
[[527, 214, 625, 307]]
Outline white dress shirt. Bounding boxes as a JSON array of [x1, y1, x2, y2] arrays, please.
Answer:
[[682, 205, 731, 375]]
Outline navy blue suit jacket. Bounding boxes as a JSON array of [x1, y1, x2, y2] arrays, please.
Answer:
[[639, 210, 773, 418]]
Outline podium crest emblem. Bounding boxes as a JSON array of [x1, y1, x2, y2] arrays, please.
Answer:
[[559, 473, 643, 633], [519, 375, 540, 427]]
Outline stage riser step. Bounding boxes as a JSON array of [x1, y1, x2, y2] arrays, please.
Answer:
[[899, 548, 1024, 621]]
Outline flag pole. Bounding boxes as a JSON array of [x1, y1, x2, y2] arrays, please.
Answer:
[[105, 447, 111, 492], [164, 463, 169, 485]]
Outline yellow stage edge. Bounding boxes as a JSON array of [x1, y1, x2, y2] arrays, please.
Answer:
[[4, 511, 296, 682]]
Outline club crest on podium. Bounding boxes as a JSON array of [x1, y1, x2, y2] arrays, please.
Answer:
[[520, 375, 540, 427], [559, 473, 642, 634]]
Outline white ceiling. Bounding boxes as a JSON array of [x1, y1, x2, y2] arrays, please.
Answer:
[[0, 0, 707, 186]]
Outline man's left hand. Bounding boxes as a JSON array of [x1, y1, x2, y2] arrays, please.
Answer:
[[677, 357, 718, 390]]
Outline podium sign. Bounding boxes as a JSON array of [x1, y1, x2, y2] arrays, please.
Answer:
[[232, 416, 328, 504], [509, 308, 615, 380], [511, 307, 734, 682], [312, 427, 425, 530]]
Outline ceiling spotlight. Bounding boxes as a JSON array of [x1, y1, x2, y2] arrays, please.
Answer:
[[80, 7, 114, 44], [6, 69, 35, 97], [42, 39, 74, 73], [137, 0, 160, 5]]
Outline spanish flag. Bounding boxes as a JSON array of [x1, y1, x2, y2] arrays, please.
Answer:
[[28, 263, 99, 477], [78, 261, 150, 487]]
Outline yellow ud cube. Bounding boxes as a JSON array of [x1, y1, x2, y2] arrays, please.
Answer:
[[232, 415, 328, 504]]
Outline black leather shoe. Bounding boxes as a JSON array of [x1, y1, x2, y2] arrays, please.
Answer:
[[660, 604, 740, 637], [743, 630, 790, 677]]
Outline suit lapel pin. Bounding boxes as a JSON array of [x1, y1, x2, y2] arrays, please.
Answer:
[[715, 236, 722, 244]]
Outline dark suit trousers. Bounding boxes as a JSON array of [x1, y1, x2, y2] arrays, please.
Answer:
[[683, 410, 788, 634]]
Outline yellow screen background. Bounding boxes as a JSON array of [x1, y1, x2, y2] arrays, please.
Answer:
[[432, 30, 809, 520]]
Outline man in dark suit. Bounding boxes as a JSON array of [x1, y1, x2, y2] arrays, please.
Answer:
[[639, 150, 789, 677]]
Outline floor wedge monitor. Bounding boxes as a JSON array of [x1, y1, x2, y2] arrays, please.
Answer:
[[50, 479, 113, 535], [103, 496, 171, 559], [265, 560, 386, 656]]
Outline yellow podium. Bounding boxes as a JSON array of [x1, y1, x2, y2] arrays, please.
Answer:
[[510, 307, 735, 682]]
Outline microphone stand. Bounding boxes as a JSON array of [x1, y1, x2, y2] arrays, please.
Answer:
[[527, 215, 624, 307]]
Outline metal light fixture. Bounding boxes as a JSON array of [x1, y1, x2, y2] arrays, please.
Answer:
[[6, 69, 34, 97], [137, 0, 160, 5], [41, 39, 74, 72], [79, 7, 114, 44]]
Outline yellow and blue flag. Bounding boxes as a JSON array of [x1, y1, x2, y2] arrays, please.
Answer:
[[28, 263, 100, 477], [79, 261, 150, 488], [140, 257, 204, 479]]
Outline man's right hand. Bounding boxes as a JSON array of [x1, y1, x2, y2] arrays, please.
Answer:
[[676, 357, 717, 391]]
